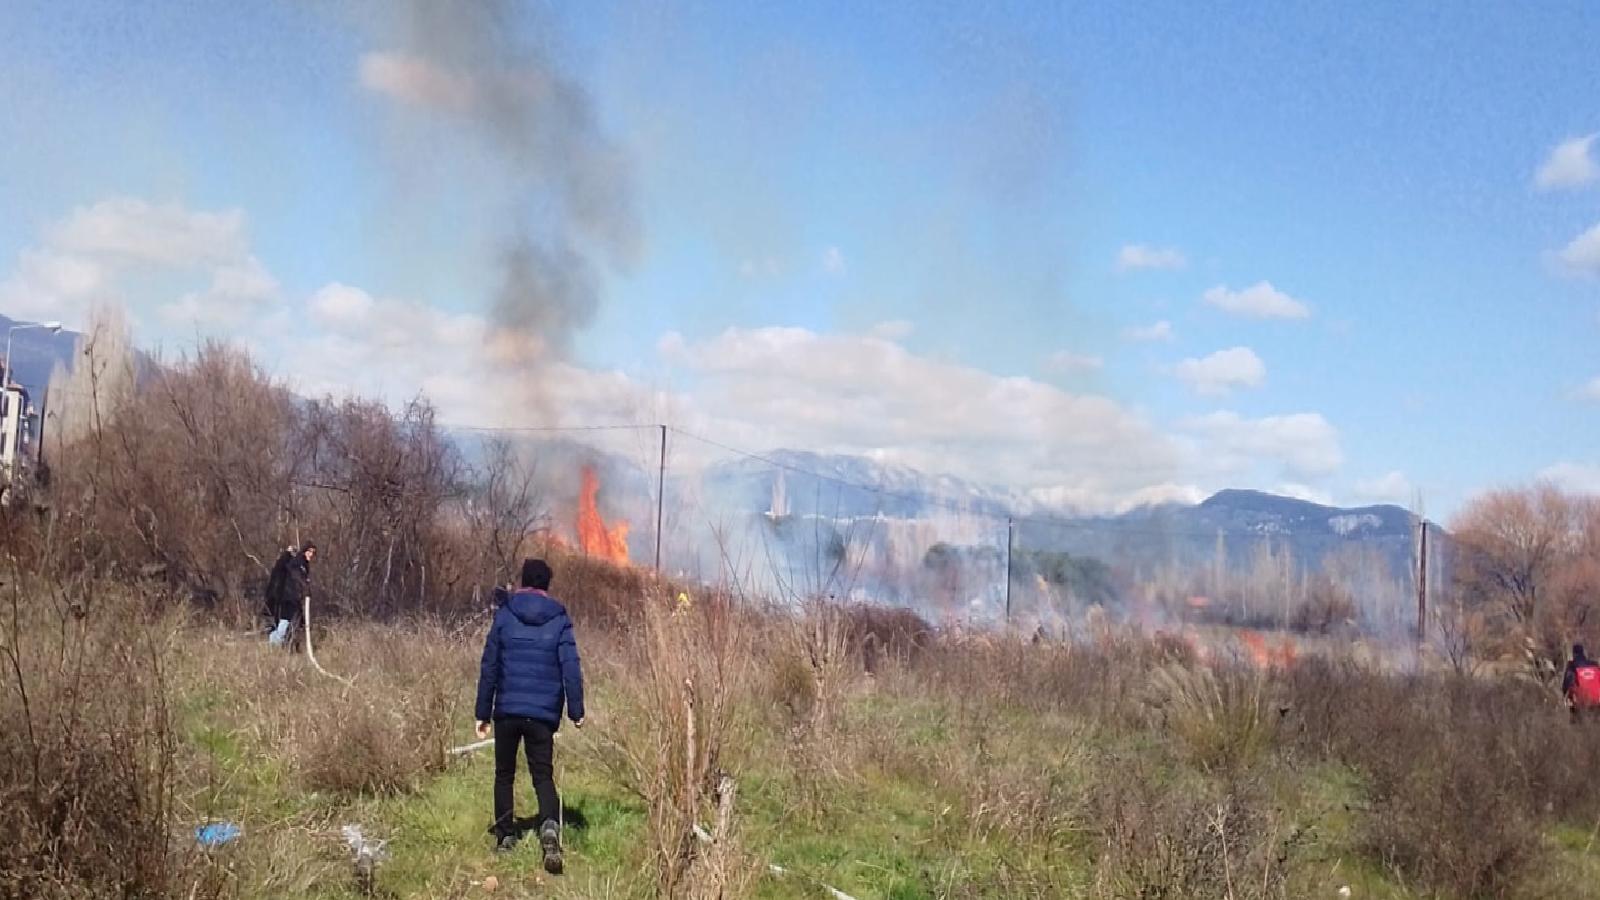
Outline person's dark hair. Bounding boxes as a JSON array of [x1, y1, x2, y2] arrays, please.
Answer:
[[301, 541, 317, 554], [520, 558, 553, 590], [1576, 643, 1588, 661]]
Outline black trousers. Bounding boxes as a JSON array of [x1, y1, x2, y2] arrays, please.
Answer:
[[493, 716, 559, 836]]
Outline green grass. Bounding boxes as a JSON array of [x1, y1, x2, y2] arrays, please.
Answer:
[[167, 658, 1600, 900]]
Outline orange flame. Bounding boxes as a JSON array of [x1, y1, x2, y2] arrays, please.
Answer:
[[1237, 629, 1297, 670], [577, 465, 630, 565]]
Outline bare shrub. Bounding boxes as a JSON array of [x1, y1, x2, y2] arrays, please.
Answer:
[[1291, 572, 1357, 634], [1451, 483, 1599, 676], [767, 601, 859, 822], [550, 550, 661, 631], [591, 588, 757, 898], [297, 696, 442, 797], [1088, 756, 1289, 900], [0, 569, 218, 900], [1282, 660, 1566, 897], [285, 624, 462, 797]]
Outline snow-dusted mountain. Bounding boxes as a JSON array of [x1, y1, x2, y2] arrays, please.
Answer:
[[697, 454, 1423, 579]]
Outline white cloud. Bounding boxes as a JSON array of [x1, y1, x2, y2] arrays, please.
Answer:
[[1045, 351, 1104, 374], [1354, 470, 1414, 504], [359, 52, 477, 113], [1202, 281, 1311, 320], [3, 199, 1372, 514], [659, 325, 1182, 510], [308, 282, 378, 330], [159, 256, 281, 328], [1179, 411, 1344, 480], [1172, 346, 1266, 396], [1123, 320, 1175, 343], [1116, 244, 1187, 272], [821, 246, 846, 275], [1540, 462, 1600, 495], [1578, 377, 1600, 403], [1535, 133, 1600, 192], [0, 197, 267, 327], [47, 198, 246, 268], [1556, 223, 1600, 277]]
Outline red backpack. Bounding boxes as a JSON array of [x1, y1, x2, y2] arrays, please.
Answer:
[[1575, 665, 1600, 708]]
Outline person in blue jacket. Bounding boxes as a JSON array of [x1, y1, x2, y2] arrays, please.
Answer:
[[474, 558, 585, 870]]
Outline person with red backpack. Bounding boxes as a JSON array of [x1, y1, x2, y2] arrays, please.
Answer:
[[1562, 644, 1600, 722]]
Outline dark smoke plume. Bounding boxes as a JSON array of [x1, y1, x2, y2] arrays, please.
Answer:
[[361, 0, 639, 374]]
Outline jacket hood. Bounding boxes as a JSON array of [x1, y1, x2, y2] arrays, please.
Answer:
[[506, 589, 566, 626]]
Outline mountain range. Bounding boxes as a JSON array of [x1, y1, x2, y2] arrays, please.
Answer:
[[6, 313, 1426, 583]]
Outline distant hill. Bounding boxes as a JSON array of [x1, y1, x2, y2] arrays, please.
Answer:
[[697, 453, 1426, 583], [8, 312, 1427, 589], [0, 313, 80, 395]]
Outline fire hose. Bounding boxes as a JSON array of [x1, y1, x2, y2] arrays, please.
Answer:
[[302, 595, 352, 687]]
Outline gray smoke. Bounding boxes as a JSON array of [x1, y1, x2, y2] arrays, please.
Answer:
[[362, 0, 639, 363]]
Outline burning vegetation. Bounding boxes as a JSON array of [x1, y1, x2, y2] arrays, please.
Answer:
[[577, 464, 630, 566]]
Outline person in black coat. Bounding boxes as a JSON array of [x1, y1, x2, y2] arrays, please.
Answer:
[[475, 558, 585, 870], [265, 543, 316, 648]]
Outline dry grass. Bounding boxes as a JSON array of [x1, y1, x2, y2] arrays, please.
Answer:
[[587, 587, 760, 899], [0, 572, 213, 900], [10, 550, 1600, 899], [1148, 663, 1283, 776]]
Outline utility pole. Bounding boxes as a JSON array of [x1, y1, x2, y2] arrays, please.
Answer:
[[654, 424, 667, 574], [1003, 516, 1014, 624], [1416, 517, 1429, 647], [35, 384, 47, 469]]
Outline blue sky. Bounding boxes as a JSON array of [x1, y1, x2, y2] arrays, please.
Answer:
[[1, 0, 1598, 517]]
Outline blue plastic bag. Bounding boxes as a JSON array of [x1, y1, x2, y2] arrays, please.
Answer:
[[195, 822, 241, 847]]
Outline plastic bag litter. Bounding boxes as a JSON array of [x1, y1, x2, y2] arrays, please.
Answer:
[[343, 825, 388, 894], [195, 822, 241, 847], [268, 619, 290, 645], [342, 824, 388, 862]]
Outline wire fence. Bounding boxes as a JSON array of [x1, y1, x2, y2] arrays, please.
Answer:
[[458, 421, 1435, 638]]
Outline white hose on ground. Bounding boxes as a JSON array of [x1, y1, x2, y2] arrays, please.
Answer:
[[303, 595, 352, 686]]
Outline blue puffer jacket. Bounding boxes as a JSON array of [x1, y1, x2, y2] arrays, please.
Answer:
[[474, 589, 585, 728]]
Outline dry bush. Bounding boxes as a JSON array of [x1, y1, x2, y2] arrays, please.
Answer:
[[38, 333, 547, 625], [550, 551, 663, 632], [764, 601, 860, 822], [1148, 663, 1282, 776], [167, 614, 468, 802], [1282, 660, 1568, 897], [908, 628, 1155, 731], [1363, 755, 1541, 900], [297, 698, 443, 797], [1088, 756, 1289, 900], [591, 588, 758, 899], [296, 626, 463, 796], [1290, 573, 1357, 635], [0, 569, 219, 900], [940, 723, 1091, 849]]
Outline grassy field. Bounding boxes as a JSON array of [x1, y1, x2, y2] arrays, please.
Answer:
[[9, 570, 1600, 899]]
